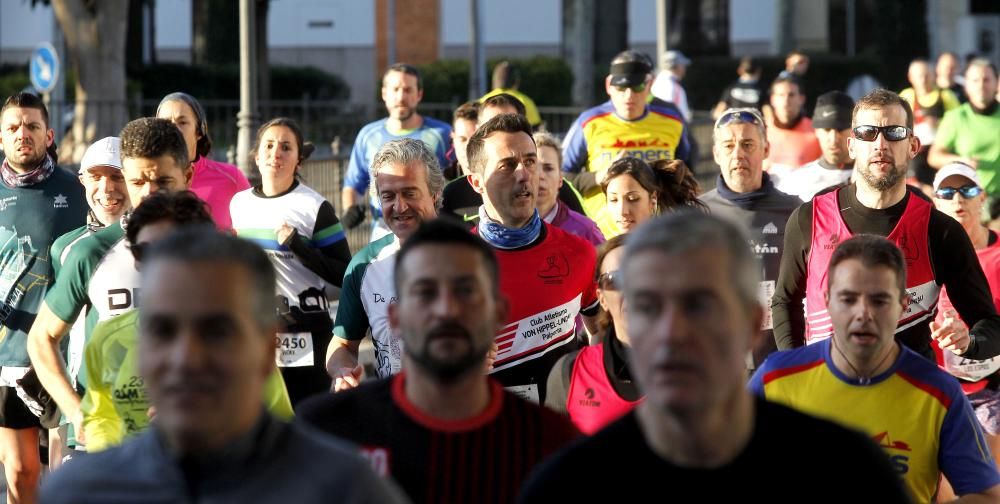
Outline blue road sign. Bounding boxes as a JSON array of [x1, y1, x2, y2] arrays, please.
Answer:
[[29, 43, 60, 94]]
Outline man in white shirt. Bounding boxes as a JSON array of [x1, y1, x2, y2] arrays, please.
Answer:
[[651, 50, 691, 122]]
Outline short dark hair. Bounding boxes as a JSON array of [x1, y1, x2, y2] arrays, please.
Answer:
[[384, 63, 423, 91], [125, 190, 214, 249], [736, 56, 760, 76], [610, 49, 654, 72], [143, 227, 278, 330], [466, 113, 533, 175], [2, 92, 49, 126], [771, 73, 805, 96], [120, 117, 191, 169], [492, 61, 520, 89], [453, 101, 480, 124], [853, 88, 914, 129], [393, 218, 499, 296], [481, 93, 526, 117], [157, 92, 213, 159], [250, 117, 315, 170], [827, 235, 906, 298]]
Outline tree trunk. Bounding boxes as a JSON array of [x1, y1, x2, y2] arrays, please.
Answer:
[[52, 0, 129, 164], [256, 0, 270, 102]]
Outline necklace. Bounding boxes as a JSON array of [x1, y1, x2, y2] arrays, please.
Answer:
[[831, 338, 895, 385]]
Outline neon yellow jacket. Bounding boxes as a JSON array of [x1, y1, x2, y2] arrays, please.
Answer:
[[81, 309, 294, 452], [481, 88, 542, 127]]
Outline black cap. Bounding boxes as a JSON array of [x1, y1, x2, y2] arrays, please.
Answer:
[[812, 91, 854, 130], [609, 50, 653, 87]]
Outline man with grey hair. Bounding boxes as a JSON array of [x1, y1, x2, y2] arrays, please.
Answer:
[[699, 108, 799, 371], [327, 138, 445, 390], [41, 228, 404, 503], [519, 213, 909, 502]]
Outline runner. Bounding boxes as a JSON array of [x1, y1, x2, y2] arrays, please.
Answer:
[[0, 92, 86, 504], [700, 107, 800, 370], [603, 157, 703, 236], [929, 163, 1000, 499], [327, 138, 443, 390], [79, 190, 292, 452], [300, 219, 579, 504], [230, 117, 351, 404], [468, 113, 600, 404], [341, 63, 451, 241], [545, 235, 641, 434], [533, 132, 603, 246], [42, 229, 404, 503], [562, 49, 692, 237], [774, 92, 856, 201], [772, 88, 1000, 362], [26, 117, 193, 448], [752, 235, 1000, 502], [520, 214, 908, 502], [156, 92, 250, 230]]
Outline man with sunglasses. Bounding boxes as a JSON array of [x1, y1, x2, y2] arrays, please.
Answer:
[[774, 91, 856, 201], [27, 118, 194, 451], [562, 49, 692, 237], [772, 88, 1000, 365], [700, 107, 801, 372], [930, 163, 1000, 496]]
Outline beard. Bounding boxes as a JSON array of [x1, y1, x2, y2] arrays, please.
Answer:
[[404, 321, 491, 384], [858, 159, 905, 191]]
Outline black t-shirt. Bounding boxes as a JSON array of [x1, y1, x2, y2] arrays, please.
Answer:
[[720, 79, 766, 110], [771, 184, 1000, 360], [518, 399, 911, 503], [298, 375, 580, 504]]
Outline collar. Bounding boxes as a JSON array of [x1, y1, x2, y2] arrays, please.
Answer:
[[970, 101, 999, 116], [541, 202, 559, 223], [816, 158, 853, 171], [477, 206, 543, 250], [714, 172, 775, 208]]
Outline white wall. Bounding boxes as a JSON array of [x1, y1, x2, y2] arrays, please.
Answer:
[[730, 0, 776, 44], [155, 0, 192, 48], [440, 0, 561, 45], [268, 0, 374, 47], [628, 0, 658, 44]]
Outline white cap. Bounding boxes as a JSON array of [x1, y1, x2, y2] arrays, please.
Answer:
[[933, 162, 980, 190], [79, 137, 122, 174]]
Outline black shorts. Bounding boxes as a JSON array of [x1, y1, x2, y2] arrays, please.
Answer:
[[0, 386, 41, 430]]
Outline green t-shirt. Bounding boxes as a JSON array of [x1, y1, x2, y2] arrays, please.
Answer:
[[0, 169, 87, 367], [80, 309, 294, 452], [935, 103, 1000, 196]]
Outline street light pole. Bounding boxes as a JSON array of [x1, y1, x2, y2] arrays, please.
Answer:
[[236, 0, 259, 178]]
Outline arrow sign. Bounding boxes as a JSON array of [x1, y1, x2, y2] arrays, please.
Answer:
[[29, 43, 60, 94]]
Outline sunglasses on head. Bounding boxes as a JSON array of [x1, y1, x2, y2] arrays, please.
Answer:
[[614, 82, 648, 93], [852, 125, 911, 142], [934, 185, 983, 200], [598, 271, 620, 291], [714, 108, 764, 129]]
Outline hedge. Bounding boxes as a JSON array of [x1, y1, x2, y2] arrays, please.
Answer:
[[417, 56, 575, 107]]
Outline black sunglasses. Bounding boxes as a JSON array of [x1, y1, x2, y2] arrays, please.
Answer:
[[598, 271, 620, 291], [934, 185, 983, 200], [852, 125, 911, 142], [714, 108, 764, 129], [613, 82, 648, 93]]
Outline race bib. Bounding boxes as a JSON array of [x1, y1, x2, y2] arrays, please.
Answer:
[[275, 332, 314, 368], [505, 384, 539, 403], [759, 280, 775, 331], [942, 351, 1000, 382]]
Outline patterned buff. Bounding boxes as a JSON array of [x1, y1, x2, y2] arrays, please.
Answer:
[[1, 155, 55, 188], [477, 206, 543, 250]]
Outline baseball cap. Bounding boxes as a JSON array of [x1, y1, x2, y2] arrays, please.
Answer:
[[933, 162, 981, 190], [79, 137, 122, 174], [812, 91, 854, 130], [663, 50, 691, 68], [609, 50, 653, 87]]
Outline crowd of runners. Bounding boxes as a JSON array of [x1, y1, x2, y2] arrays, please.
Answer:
[[0, 46, 999, 503]]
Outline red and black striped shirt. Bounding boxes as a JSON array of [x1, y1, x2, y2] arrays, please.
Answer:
[[297, 373, 580, 504]]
